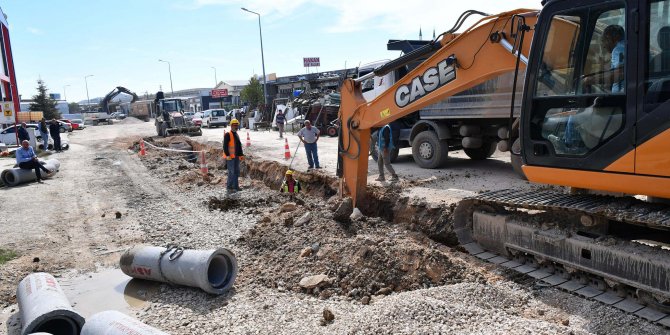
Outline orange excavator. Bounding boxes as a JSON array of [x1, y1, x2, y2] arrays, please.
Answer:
[[338, 0, 670, 320]]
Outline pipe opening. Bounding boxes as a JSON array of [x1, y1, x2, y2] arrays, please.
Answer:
[[34, 316, 80, 335], [4, 171, 17, 185], [208, 254, 234, 289]]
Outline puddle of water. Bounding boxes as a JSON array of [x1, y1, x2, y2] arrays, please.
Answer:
[[60, 268, 158, 317]]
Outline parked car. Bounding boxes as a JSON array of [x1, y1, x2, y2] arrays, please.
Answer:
[[184, 112, 195, 121], [202, 109, 228, 128], [71, 119, 85, 130], [0, 124, 52, 148], [191, 116, 203, 127], [59, 119, 74, 132]]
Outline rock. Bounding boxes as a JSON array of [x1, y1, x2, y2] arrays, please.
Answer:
[[260, 216, 271, 223], [322, 308, 335, 322], [299, 274, 330, 289], [561, 319, 570, 326], [115, 211, 122, 219], [101, 213, 106, 218], [280, 202, 297, 213], [350, 208, 364, 221], [333, 197, 353, 223], [360, 296, 370, 305], [376, 287, 392, 295], [299, 247, 312, 257], [294, 212, 311, 226], [197, 181, 204, 186], [310, 242, 320, 253], [32, 257, 40, 263]]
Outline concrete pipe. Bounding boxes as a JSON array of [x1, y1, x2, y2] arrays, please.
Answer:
[[497, 126, 509, 140], [120, 245, 238, 295], [459, 125, 480, 137], [17, 273, 85, 335], [497, 139, 510, 152], [81, 310, 169, 335], [1, 159, 60, 187], [462, 137, 483, 149]]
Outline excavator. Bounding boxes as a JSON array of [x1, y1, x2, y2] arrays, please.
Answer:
[[338, 0, 670, 323], [85, 86, 139, 125]]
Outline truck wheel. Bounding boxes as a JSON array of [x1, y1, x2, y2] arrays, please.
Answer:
[[412, 131, 448, 169], [327, 126, 338, 137], [510, 138, 527, 180], [464, 141, 496, 160]]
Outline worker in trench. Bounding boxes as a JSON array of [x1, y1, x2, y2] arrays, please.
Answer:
[[279, 169, 301, 194], [376, 123, 399, 182], [223, 119, 244, 192]]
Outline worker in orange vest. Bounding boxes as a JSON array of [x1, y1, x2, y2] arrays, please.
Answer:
[[223, 119, 244, 192]]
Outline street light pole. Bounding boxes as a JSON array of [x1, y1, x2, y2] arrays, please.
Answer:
[[241, 7, 268, 108], [84, 75, 94, 111], [211, 66, 218, 87], [63, 84, 70, 101], [158, 59, 174, 97]]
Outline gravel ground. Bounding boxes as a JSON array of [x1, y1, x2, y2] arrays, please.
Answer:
[[0, 120, 667, 335]]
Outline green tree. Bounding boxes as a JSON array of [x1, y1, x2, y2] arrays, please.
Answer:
[[68, 102, 82, 113], [29, 79, 60, 119], [240, 76, 264, 110]]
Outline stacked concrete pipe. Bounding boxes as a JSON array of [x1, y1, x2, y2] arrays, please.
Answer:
[[16, 273, 85, 335], [81, 310, 169, 335], [120, 246, 238, 294], [1, 159, 60, 187]]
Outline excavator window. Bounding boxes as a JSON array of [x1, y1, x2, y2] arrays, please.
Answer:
[[644, 0, 670, 114], [531, 3, 627, 157]]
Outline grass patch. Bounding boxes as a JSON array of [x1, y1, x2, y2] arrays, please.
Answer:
[[0, 248, 18, 265]]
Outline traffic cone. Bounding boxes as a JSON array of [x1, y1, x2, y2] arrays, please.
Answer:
[[246, 132, 251, 147], [200, 151, 209, 175], [284, 138, 291, 160], [139, 139, 146, 156]]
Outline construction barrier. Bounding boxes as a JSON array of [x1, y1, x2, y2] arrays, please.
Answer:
[[120, 245, 238, 295], [284, 138, 291, 160], [17, 273, 85, 335], [139, 139, 146, 156], [81, 310, 169, 335], [200, 151, 208, 175]]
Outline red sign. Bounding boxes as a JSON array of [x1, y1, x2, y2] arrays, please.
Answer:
[[303, 57, 320, 67], [211, 89, 228, 98]]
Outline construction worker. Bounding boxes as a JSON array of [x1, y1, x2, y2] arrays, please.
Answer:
[[280, 170, 301, 193], [376, 124, 399, 182], [223, 119, 244, 192], [297, 120, 321, 170], [276, 109, 286, 139]]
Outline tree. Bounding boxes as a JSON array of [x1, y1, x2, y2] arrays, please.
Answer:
[[240, 76, 264, 110], [68, 102, 82, 113], [29, 79, 60, 119]]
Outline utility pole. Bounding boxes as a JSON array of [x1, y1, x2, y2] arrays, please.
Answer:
[[211, 66, 218, 87], [158, 59, 174, 97], [63, 84, 70, 101], [242, 8, 268, 108], [84, 75, 94, 111]]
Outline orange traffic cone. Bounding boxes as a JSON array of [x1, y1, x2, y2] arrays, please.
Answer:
[[284, 138, 291, 160], [246, 132, 251, 147], [200, 151, 209, 175], [139, 139, 146, 156]]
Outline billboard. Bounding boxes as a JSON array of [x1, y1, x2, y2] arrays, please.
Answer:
[[211, 89, 228, 98], [303, 57, 320, 67]]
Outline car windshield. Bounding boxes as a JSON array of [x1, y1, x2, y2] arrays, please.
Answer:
[[212, 110, 226, 116], [72, 119, 82, 123], [162, 101, 179, 112]]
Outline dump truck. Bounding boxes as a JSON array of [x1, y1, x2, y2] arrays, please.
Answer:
[[154, 91, 202, 137]]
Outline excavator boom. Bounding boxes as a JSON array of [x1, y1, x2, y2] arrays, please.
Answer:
[[338, 9, 538, 205]]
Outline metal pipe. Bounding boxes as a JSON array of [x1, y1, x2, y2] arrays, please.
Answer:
[[81, 310, 169, 335], [500, 38, 528, 65], [1, 159, 60, 187], [120, 246, 238, 295], [17, 273, 85, 335]]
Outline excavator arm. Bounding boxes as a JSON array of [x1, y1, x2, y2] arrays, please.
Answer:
[[338, 9, 538, 205], [99, 86, 139, 114]]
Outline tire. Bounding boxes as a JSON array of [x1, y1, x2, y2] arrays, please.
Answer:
[[59, 127, 65, 133], [207, 121, 211, 128], [510, 138, 527, 180], [464, 141, 496, 160], [411, 131, 448, 169], [327, 126, 338, 137]]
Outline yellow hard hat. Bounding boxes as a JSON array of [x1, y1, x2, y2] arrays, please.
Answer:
[[230, 119, 240, 125], [285, 170, 294, 175]]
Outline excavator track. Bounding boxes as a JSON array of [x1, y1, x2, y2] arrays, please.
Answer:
[[453, 189, 670, 327]]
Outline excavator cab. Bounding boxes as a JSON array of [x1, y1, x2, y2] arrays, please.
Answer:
[[520, 0, 670, 198]]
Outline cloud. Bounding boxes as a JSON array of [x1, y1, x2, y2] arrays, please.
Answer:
[[189, 0, 541, 35], [27, 27, 43, 35]]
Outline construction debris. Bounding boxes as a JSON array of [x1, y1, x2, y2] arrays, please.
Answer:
[[298, 274, 330, 289]]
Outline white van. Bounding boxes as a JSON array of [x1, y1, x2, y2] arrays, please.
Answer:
[[201, 109, 228, 128]]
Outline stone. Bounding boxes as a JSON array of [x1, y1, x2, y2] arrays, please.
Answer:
[[350, 207, 364, 221], [376, 287, 392, 295], [299, 247, 312, 257], [294, 212, 311, 226], [333, 197, 353, 223], [361, 296, 370, 305], [561, 319, 569, 326], [115, 211, 122, 219], [299, 274, 330, 289], [280, 202, 297, 213]]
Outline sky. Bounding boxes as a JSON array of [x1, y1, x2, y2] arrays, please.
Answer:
[[2, 0, 540, 103]]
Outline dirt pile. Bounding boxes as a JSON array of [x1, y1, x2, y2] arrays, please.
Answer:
[[236, 199, 486, 301]]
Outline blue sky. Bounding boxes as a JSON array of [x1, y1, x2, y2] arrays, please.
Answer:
[[3, 0, 540, 102]]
